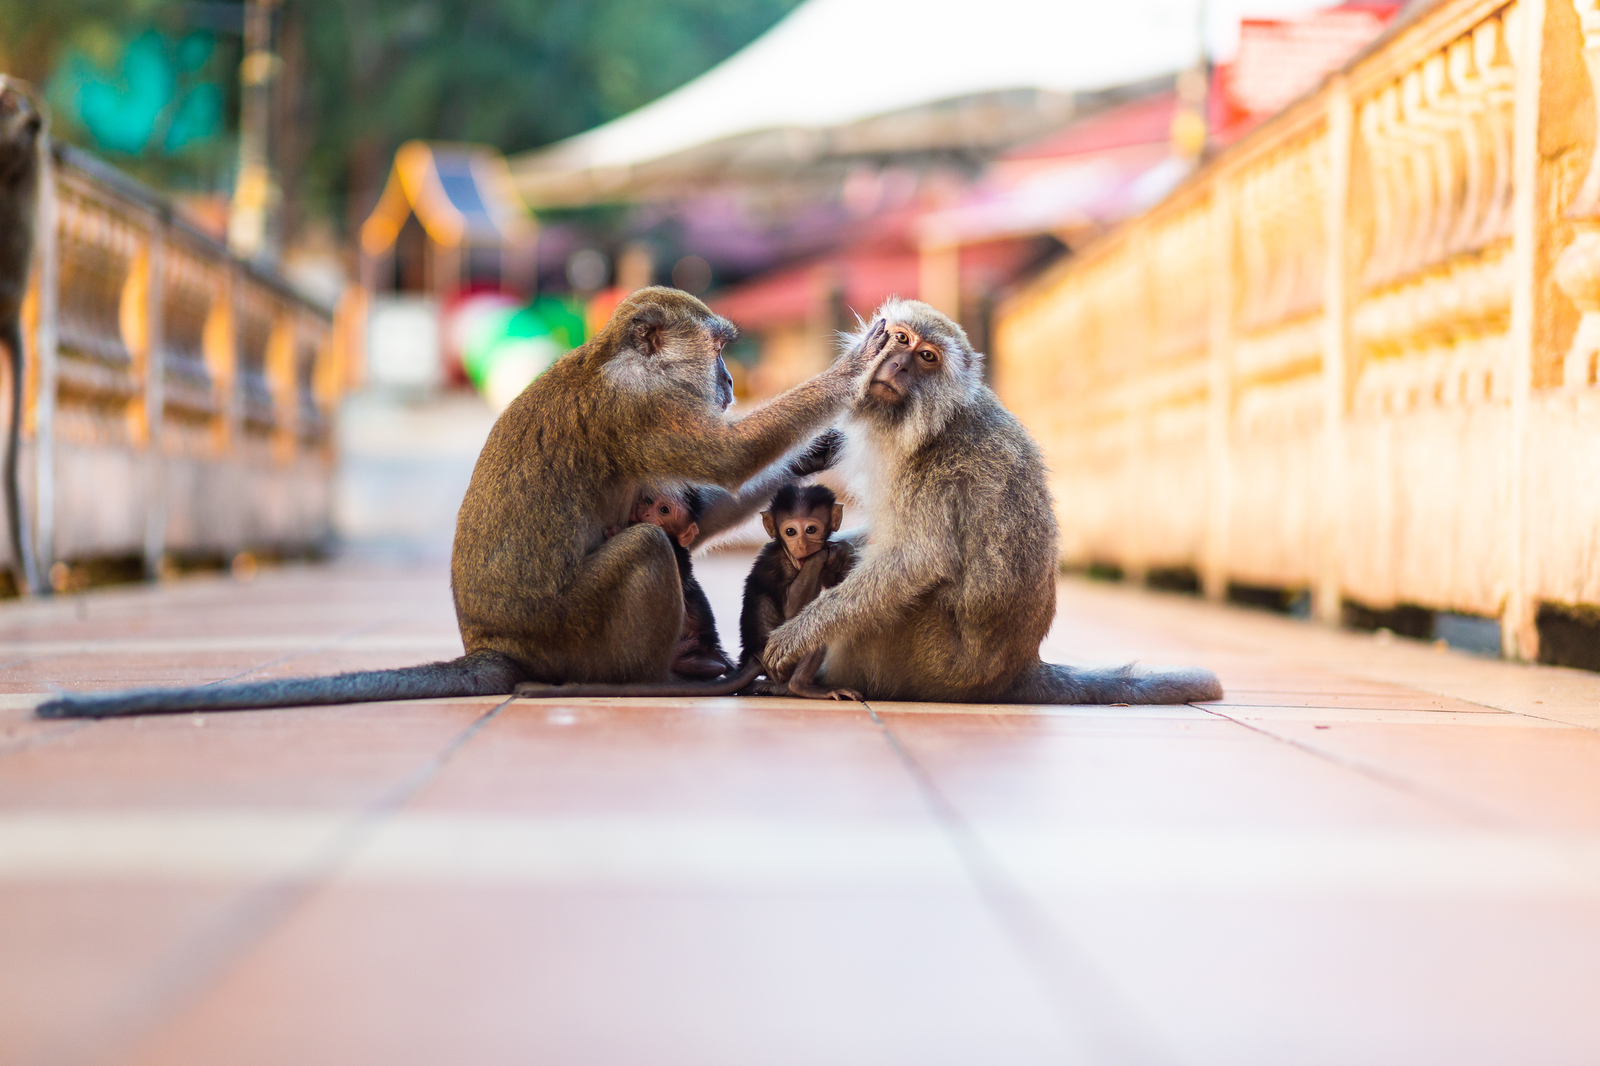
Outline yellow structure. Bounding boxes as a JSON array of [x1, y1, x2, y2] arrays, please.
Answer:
[[359, 141, 533, 296], [993, 0, 1600, 661]]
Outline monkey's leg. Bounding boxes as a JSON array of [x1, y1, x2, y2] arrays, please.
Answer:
[[512, 522, 684, 685], [784, 647, 862, 702]]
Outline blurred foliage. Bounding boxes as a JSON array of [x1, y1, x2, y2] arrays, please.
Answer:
[[51, 30, 225, 153], [0, 0, 803, 228]]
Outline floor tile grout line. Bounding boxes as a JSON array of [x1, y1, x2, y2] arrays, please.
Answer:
[[1197, 705, 1511, 829], [858, 699, 1173, 1066], [38, 696, 516, 1066]]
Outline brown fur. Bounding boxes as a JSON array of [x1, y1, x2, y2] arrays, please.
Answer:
[[763, 299, 1224, 706]]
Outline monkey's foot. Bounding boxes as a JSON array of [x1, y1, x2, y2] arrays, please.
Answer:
[[826, 688, 863, 701]]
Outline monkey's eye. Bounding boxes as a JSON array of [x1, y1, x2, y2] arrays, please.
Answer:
[[784, 526, 797, 537], [894, 330, 909, 344], [659, 505, 670, 516], [805, 524, 818, 535], [919, 350, 938, 365]]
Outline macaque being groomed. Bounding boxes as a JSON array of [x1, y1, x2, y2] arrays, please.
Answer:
[[626, 484, 736, 680], [37, 291, 878, 718], [513, 483, 857, 700], [760, 298, 1224, 706]]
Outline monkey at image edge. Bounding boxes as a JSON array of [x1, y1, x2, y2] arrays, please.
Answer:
[[0, 79, 41, 597]]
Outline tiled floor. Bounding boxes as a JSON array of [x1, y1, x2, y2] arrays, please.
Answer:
[[5, 554, 1600, 1065]]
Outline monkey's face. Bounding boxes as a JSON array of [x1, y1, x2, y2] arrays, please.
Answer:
[[775, 506, 833, 564], [632, 490, 698, 548], [606, 288, 738, 412], [865, 322, 943, 410], [852, 299, 982, 435]]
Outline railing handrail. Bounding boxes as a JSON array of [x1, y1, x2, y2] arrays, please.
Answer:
[[51, 142, 335, 319]]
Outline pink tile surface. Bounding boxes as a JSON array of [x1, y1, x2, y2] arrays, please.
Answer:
[[1, 559, 1599, 1065]]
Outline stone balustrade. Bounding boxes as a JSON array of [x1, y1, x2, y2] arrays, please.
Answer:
[[994, 0, 1600, 659], [16, 144, 356, 587]]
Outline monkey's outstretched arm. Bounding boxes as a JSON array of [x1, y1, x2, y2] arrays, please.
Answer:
[[762, 544, 951, 681], [646, 322, 885, 489], [688, 429, 845, 547]]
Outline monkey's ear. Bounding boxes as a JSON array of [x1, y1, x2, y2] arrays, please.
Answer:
[[678, 522, 698, 549], [761, 512, 776, 539], [630, 306, 668, 355], [829, 503, 843, 533]]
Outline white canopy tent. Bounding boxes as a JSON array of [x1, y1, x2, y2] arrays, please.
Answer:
[[513, 0, 1335, 197]]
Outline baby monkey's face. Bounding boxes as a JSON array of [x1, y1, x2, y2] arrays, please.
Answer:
[[632, 491, 698, 548], [777, 507, 831, 563]]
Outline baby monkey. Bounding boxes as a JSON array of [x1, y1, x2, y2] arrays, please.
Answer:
[[625, 484, 737, 679], [515, 483, 856, 700], [738, 484, 858, 700]]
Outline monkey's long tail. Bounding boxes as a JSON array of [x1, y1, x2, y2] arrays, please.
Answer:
[[34, 651, 524, 719], [1005, 661, 1223, 705], [514, 660, 762, 700], [3, 319, 37, 595]]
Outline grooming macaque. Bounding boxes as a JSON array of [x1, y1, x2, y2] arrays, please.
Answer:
[[513, 483, 857, 700], [38, 291, 881, 718], [0, 79, 41, 595], [761, 298, 1224, 705], [626, 484, 736, 679]]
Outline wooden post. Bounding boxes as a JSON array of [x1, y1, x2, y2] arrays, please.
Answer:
[[1504, 0, 1546, 659], [1317, 81, 1355, 624]]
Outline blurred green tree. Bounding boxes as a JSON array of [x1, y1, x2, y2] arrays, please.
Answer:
[[1, 0, 803, 232]]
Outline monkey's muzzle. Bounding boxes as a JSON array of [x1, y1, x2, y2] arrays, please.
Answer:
[[867, 379, 904, 403]]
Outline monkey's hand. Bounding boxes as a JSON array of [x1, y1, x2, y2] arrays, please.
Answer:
[[789, 428, 846, 478], [835, 318, 888, 379], [762, 613, 825, 683]]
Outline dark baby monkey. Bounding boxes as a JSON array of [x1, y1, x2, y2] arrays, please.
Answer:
[[626, 484, 736, 680], [514, 483, 857, 700], [739, 484, 857, 700]]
